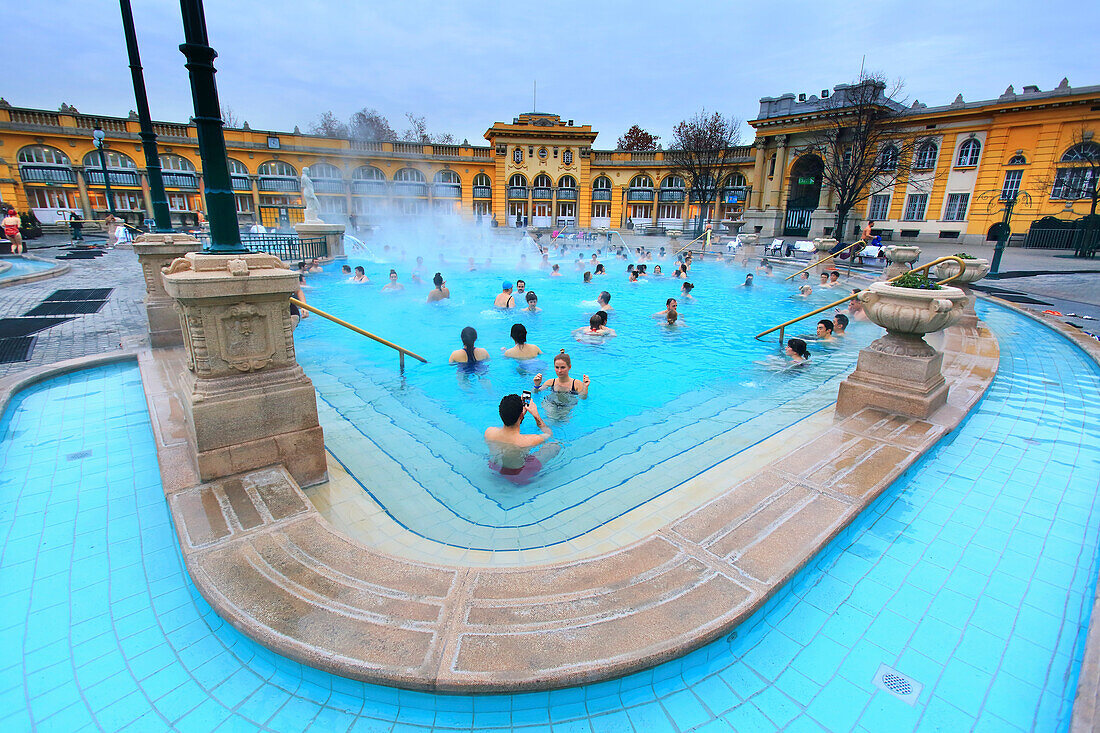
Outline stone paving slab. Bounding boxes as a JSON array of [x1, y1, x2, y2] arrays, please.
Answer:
[[142, 319, 1001, 692]]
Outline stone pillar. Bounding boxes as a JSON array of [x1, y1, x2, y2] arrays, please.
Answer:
[[813, 238, 837, 275], [162, 251, 326, 487], [133, 232, 201, 347], [750, 141, 767, 210], [75, 168, 94, 221], [836, 282, 966, 419], [884, 245, 921, 280], [766, 135, 788, 210], [294, 221, 347, 260], [738, 233, 758, 265]]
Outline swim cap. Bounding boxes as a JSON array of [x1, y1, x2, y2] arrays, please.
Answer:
[[502, 281, 513, 290]]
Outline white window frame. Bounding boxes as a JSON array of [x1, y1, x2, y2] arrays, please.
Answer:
[[956, 139, 981, 167], [902, 193, 928, 221], [868, 195, 890, 221], [943, 193, 969, 221], [1001, 170, 1023, 201]]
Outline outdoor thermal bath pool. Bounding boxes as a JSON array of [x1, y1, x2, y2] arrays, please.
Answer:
[[293, 253, 878, 551]]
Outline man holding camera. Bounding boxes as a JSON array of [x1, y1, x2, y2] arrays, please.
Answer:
[[485, 393, 554, 483]]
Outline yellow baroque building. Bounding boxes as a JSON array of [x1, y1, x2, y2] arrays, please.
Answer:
[[0, 80, 1096, 246]]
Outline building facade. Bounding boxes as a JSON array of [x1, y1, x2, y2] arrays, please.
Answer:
[[0, 80, 1096, 244]]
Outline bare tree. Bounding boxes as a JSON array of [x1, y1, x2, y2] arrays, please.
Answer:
[[309, 110, 349, 138], [349, 108, 397, 142], [798, 73, 933, 239], [667, 110, 742, 234], [220, 105, 239, 128], [617, 125, 659, 151], [402, 113, 456, 144]]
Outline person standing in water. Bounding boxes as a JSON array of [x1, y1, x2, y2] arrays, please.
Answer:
[[449, 326, 490, 363], [427, 272, 450, 302], [484, 394, 554, 483], [494, 281, 516, 308], [533, 350, 590, 399], [382, 269, 403, 291], [502, 323, 542, 360]]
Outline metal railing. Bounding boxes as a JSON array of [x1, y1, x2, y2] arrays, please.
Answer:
[[784, 241, 863, 281], [659, 189, 686, 202], [433, 183, 461, 198], [196, 233, 328, 262], [231, 175, 252, 191], [289, 298, 426, 371], [312, 179, 346, 194], [472, 185, 492, 199], [352, 180, 387, 195], [754, 256, 969, 344], [592, 189, 612, 201], [259, 177, 300, 192], [84, 169, 141, 187], [556, 188, 577, 201], [393, 181, 428, 197], [162, 172, 199, 189], [19, 165, 77, 184], [627, 188, 654, 201], [532, 187, 553, 200], [507, 186, 528, 199]]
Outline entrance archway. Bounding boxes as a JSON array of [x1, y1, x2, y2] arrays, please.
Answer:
[[987, 222, 1009, 242], [784, 155, 824, 236]]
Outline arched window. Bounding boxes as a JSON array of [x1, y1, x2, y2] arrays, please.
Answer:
[[724, 172, 746, 187], [83, 150, 137, 169], [258, 160, 297, 177], [661, 176, 685, 189], [914, 141, 938, 170], [558, 175, 576, 189], [434, 170, 460, 184], [433, 169, 461, 197], [533, 173, 553, 188], [394, 168, 425, 182], [509, 173, 528, 188], [227, 158, 249, 175], [1062, 142, 1100, 163], [307, 162, 342, 179], [592, 176, 612, 189], [629, 174, 653, 189], [1007, 154, 1027, 166], [956, 139, 981, 167], [159, 154, 196, 171], [18, 145, 70, 166], [878, 144, 900, 171], [352, 166, 386, 181], [472, 173, 492, 188]]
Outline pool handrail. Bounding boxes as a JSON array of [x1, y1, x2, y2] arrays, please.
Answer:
[[672, 229, 708, 255], [289, 297, 427, 370], [754, 256, 968, 344], [783, 240, 864, 281]]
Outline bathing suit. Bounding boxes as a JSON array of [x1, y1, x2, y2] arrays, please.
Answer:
[[545, 378, 579, 395], [488, 454, 542, 485]]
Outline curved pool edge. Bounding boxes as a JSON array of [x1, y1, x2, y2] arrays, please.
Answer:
[[138, 316, 1002, 693], [0, 347, 141, 418], [974, 295, 1100, 733], [0, 252, 71, 288]]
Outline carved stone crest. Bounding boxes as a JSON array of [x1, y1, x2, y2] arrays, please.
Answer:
[[217, 303, 274, 372]]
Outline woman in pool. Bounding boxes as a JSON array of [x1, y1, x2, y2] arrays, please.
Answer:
[[653, 264, 663, 276], [533, 350, 590, 399], [503, 323, 542, 360], [550, 263, 563, 278], [382, 269, 403, 291], [594, 263, 606, 276], [524, 291, 541, 313], [427, 272, 450, 302], [573, 312, 616, 341], [448, 326, 490, 364], [798, 284, 813, 297], [786, 338, 810, 363], [351, 266, 368, 283], [742, 273, 754, 287], [583, 271, 592, 283], [681, 281, 695, 299]]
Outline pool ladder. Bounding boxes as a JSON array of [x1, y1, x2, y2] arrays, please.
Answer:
[[289, 297, 427, 371], [754, 256, 969, 345]]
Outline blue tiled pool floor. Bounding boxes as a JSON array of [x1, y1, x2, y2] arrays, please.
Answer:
[[1, 301, 1098, 731]]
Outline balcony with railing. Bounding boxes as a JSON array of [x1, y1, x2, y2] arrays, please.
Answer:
[[350, 140, 385, 152], [658, 189, 685, 202], [74, 115, 128, 133], [231, 175, 252, 191], [473, 185, 492, 199], [392, 142, 424, 155], [84, 169, 141, 187], [432, 145, 461, 158], [532, 187, 553, 200], [627, 188, 654, 202], [10, 110, 60, 127], [556, 187, 577, 201], [471, 147, 491, 159], [162, 172, 199, 189], [433, 183, 461, 198], [19, 166, 76, 184], [631, 151, 658, 162], [593, 151, 614, 163], [312, 179, 346, 194], [153, 122, 190, 138], [592, 189, 612, 201], [352, 180, 387, 195], [394, 181, 428, 197], [507, 186, 528, 200], [258, 176, 300, 192]]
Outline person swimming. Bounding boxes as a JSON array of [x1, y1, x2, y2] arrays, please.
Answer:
[[427, 272, 450, 302], [449, 326, 490, 363], [742, 273, 754, 287], [653, 297, 679, 319], [502, 322, 542, 360], [533, 350, 590, 399], [382, 269, 403, 291], [594, 263, 606, 275], [681, 282, 695, 299], [341, 264, 352, 277], [816, 319, 836, 341], [574, 312, 616, 341], [352, 265, 368, 283], [799, 284, 813, 297], [550, 264, 563, 277], [516, 279, 526, 294], [653, 264, 662, 276], [524, 291, 541, 313], [484, 394, 554, 483], [597, 291, 612, 310], [786, 338, 810, 363], [833, 312, 849, 335], [494, 281, 516, 308], [583, 271, 592, 283]]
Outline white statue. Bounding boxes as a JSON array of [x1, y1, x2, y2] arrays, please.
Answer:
[[301, 167, 323, 224]]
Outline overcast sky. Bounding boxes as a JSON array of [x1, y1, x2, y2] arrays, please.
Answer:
[[5, 0, 1096, 147]]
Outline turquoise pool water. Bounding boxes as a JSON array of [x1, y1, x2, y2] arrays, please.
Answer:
[[296, 255, 879, 550], [2, 300, 1098, 730], [0, 255, 57, 280]]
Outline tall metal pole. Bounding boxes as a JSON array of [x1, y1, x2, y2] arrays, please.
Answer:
[[178, 0, 245, 253], [990, 194, 1016, 274], [94, 128, 119, 218], [120, 0, 173, 233]]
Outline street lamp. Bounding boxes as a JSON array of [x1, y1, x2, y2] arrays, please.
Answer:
[[92, 125, 119, 218]]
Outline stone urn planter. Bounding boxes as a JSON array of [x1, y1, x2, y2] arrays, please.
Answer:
[[934, 257, 990, 329], [883, 245, 921, 279], [813, 238, 838, 274], [737, 233, 758, 265], [836, 281, 967, 419]]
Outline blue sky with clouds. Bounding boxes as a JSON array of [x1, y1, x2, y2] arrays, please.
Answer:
[[4, 0, 1096, 147]]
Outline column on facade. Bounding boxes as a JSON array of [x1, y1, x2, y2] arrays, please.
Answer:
[[766, 135, 788, 210], [750, 140, 767, 210], [75, 168, 94, 220], [250, 177, 261, 225], [140, 171, 154, 219]]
